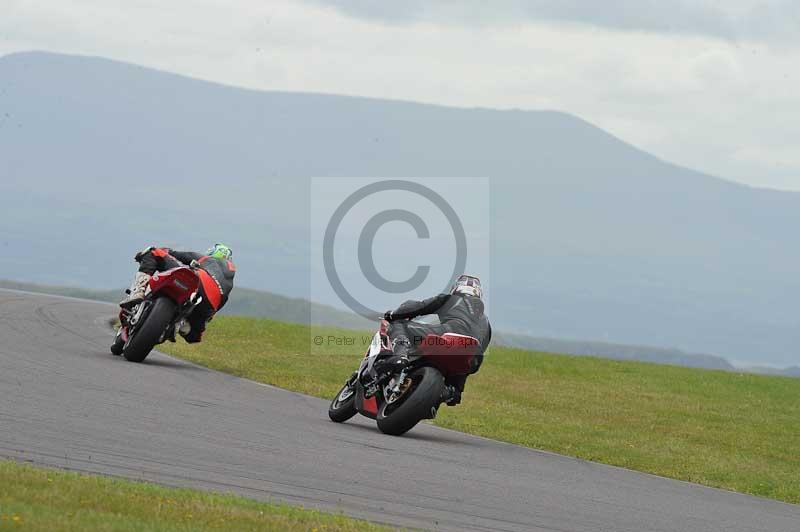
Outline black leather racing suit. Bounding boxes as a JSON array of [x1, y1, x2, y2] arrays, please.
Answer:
[[136, 247, 235, 343], [387, 293, 492, 393]]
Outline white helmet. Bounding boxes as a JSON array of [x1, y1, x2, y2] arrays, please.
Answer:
[[451, 274, 482, 299]]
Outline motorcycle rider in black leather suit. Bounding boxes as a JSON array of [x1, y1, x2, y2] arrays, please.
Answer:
[[379, 275, 491, 406]]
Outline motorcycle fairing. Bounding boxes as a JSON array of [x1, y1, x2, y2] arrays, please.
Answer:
[[419, 333, 481, 375], [149, 267, 200, 305]]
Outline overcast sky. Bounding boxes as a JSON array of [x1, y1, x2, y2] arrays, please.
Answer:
[[2, 0, 798, 189]]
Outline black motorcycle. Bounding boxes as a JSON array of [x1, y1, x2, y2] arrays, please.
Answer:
[[328, 319, 481, 436]]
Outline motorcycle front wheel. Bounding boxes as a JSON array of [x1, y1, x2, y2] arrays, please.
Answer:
[[376, 366, 444, 436], [328, 380, 358, 423], [122, 297, 176, 363], [110, 329, 125, 356]]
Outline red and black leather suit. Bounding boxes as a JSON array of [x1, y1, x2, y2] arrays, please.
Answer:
[[136, 247, 236, 343]]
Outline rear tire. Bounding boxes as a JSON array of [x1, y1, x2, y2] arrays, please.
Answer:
[[376, 366, 444, 436], [123, 298, 176, 363], [328, 381, 358, 423]]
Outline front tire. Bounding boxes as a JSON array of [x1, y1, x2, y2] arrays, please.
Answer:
[[376, 366, 444, 436], [123, 297, 176, 363], [328, 381, 358, 423], [110, 329, 125, 356]]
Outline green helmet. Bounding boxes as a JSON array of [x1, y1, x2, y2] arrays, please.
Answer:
[[207, 243, 233, 260]]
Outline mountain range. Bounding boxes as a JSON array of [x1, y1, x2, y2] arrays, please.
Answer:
[[1, 51, 799, 368]]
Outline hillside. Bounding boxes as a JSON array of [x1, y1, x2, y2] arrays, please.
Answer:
[[2, 51, 800, 366]]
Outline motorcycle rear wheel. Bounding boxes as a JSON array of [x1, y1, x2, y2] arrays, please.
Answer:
[[123, 297, 176, 363], [376, 366, 444, 436]]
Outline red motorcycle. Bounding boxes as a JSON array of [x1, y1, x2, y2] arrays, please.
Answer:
[[328, 319, 482, 436], [111, 266, 202, 362]]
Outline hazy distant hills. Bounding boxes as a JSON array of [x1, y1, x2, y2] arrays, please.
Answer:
[[13, 279, 800, 377], [494, 331, 736, 371], [2, 51, 799, 367], [7, 279, 798, 377]]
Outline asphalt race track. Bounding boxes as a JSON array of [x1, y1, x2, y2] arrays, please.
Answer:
[[1, 290, 798, 531]]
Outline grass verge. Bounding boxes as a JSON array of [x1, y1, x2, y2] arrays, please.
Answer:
[[0, 461, 393, 531], [160, 316, 800, 505]]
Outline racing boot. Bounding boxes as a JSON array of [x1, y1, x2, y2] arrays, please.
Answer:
[[442, 375, 466, 406], [176, 320, 192, 341], [374, 335, 411, 374], [441, 385, 462, 406], [167, 320, 191, 343], [119, 272, 151, 308]]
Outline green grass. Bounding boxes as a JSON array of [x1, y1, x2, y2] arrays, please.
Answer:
[[0, 461, 393, 531], [160, 316, 800, 505]]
